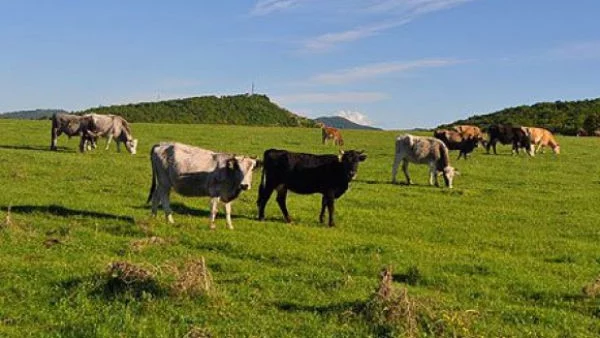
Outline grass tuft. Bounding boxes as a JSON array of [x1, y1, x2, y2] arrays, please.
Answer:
[[171, 257, 213, 297]]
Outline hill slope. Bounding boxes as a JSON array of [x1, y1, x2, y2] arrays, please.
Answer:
[[82, 94, 316, 127], [315, 116, 381, 130], [439, 98, 600, 135], [0, 109, 67, 120]]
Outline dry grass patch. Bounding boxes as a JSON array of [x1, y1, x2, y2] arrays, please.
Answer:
[[170, 257, 214, 297], [583, 276, 600, 298], [183, 326, 213, 338], [130, 236, 168, 252]]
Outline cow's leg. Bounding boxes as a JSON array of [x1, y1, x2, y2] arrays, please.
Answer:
[[209, 197, 219, 230], [275, 187, 291, 223], [105, 134, 113, 150], [51, 128, 59, 151], [257, 184, 275, 221], [224, 202, 233, 230], [319, 195, 327, 223], [326, 193, 336, 227], [429, 165, 439, 186], [161, 190, 174, 224], [457, 151, 464, 160], [78, 136, 86, 153], [402, 159, 412, 185], [116, 141, 121, 153], [391, 154, 402, 184]]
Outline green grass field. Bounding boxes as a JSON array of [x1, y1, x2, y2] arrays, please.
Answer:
[[1, 119, 600, 337]]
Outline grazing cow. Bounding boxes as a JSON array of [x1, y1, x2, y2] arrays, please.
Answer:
[[147, 142, 260, 229], [433, 129, 479, 160], [50, 112, 97, 152], [452, 124, 486, 146], [576, 128, 588, 137], [85, 114, 138, 154], [485, 124, 533, 156], [257, 149, 367, 227], [392, 134, 458, 188], [318, 123, 344, 146], [525, 127, 560, 154]]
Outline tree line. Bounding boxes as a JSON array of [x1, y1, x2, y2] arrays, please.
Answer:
[[439, 98, 600, 135], [80, 94, 317, 128]]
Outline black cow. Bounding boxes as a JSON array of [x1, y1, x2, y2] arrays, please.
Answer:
[[485, 124, 533, 156], [256, 149, 367, 227]]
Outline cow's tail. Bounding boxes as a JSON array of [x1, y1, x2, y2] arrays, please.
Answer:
[[147, 144, 159, 204]]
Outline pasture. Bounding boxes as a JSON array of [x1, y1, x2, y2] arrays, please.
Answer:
[[1, 119, 600, 337]]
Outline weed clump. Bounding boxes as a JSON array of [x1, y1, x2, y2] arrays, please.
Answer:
[[101, 261, 163, 299], [363, 266, 417, 337], [583, 276, 600, 298], [171, 257, 213, 297], [362, 266, 479, 337]]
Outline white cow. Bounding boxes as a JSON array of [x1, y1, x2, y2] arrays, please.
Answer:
[[85, 113, 138, 154], [147, 142, 260, 229], [392, 134, 459, 188]]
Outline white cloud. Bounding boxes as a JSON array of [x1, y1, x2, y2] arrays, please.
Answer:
[[250, 0, 301, 16], [300, 0, 475, 51], [274, 91, 388, 104], [309, 58, 463, 84], [303, 19, 410, 52], [337, 110, 373, 126]]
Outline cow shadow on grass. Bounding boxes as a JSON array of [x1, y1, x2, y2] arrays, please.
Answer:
[[353, 178, 390, 185], [0, 144, 76, 152], [135, 202, 257, 222], [2, 204, 141, 237]]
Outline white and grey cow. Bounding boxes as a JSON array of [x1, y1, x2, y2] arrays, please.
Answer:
[[85, 113, 138, 154], [147, 142, 260, 229], [50, 112, 96, 152], [392, 134, 459, 188]]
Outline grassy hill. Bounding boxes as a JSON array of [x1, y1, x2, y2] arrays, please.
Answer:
[[81, 94, 317, 127], [315, 116, 382, 130], [1, 120, 600, 336], [0, 109, 67, 120], [439, 97, 600, 134]]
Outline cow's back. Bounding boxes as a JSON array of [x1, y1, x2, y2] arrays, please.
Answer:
[[396, 135, 445, 164]]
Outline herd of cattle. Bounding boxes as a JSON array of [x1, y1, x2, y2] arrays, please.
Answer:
[[49, 112, 560, 228]]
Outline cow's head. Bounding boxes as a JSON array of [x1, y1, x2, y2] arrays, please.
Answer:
[[553, 144, 561, 155], [218, 157, 245, 202], [339, 150, 367, 180], [441, 166, 459, 188], [124, 139, 138, 155], [235, 156, 261, 191]]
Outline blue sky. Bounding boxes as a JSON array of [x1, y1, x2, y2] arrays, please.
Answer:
[[1, 1, 599, 129]]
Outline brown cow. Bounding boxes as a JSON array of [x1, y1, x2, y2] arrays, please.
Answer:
[[525, 127, 560, 154], [318, 123, 344, 146], [452, 125, 486, 146], [434, 129, 479, 160]]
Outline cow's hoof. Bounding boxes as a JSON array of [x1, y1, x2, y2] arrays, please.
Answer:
[[226, 224, 234, 230], [167, 214, 175, 224], [209, 225, 216, 231]]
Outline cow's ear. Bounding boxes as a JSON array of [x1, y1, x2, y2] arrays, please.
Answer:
[[359, 154, 367, 162], [254, 159, 263, 169]]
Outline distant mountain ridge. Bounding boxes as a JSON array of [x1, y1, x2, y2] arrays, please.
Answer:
[[0, 109, 67, 120], [315, 116, 381, 130]]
